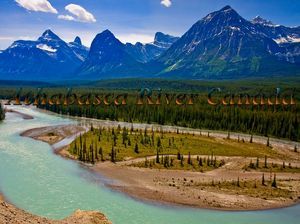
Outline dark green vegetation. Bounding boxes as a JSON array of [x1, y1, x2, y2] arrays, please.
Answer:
[[1, 78, 299, 141], [69, 126, 280, 164], [131, 155, 226, 172], [0, 104, 5, 121]]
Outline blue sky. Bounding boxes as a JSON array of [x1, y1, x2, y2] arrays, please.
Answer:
[[0, 0, 300, 49]]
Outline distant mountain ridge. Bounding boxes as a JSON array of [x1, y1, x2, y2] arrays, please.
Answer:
[[0, 5, 300, 80], [0, 30, 88, 80], [125, 32, 179, 63]]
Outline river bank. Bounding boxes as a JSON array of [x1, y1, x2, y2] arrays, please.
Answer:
[[21, 122, 300, 211], [0, 110, 112, 224]]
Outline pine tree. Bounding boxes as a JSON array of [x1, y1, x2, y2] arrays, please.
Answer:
[[78, 143, 83, 161], [122, 127, 128, 145], [187, 152, 191, 165], [130, 124, 134, 134], [250, 134, 253, 143], [272, 174, 277, 188], [156, 149, 160, 163], [134, 143, 139, 154], [95, 146, 98, 161], [111, 146, 115, 163], [113, 134, 117, 146], [262, 173, 265, 186], [91, 144, 95, 164], [83, 138, 87, 162], [177, 151, 181, 160], [199, 157, 203, 166], [79, 134, 82, 149], [99, 147, 104, 161], [267, 137, 270, 147], [213, 157, 217, 167], [237, 177, 240, 187], [264, 156, 268, 168], [128, 138, 131, 146], [180, 155, 184, 167], [157, 137, 162, 148], [207, 157, 210, 166], [73, 142, 77, 155], [0, 104, 5, 121], [90, 124, 94, 132]]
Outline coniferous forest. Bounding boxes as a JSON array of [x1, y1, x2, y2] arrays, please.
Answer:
[[1, 79, 299, 141], [41, 104, 299, 141], [39, 92, 299, 141]]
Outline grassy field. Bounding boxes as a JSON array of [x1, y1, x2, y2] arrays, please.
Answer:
[[69, 126, 282, 164]]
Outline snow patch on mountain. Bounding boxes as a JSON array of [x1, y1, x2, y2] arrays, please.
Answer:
[[229, 26, 241, 31], [36, 44, 57, 52], [274, 35, 300, 44]]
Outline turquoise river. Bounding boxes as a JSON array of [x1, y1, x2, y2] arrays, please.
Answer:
[[0, 106, 299, 224]]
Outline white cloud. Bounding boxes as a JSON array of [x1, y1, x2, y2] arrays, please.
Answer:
[[15, 0, 58, 14], [58, 14, 75, 21], [161, 0, 172, 7], [58, 4, 96, 23], [117, 33, 154, 44]]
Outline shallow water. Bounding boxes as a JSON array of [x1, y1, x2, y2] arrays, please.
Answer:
[[0, 106, 299, 224]]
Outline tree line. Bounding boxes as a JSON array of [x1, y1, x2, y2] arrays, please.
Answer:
[[39, 96, 300, 141]]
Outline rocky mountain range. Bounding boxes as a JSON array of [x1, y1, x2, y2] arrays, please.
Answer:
[[0, 5, 300, 80], [156, 5, 300, 79]]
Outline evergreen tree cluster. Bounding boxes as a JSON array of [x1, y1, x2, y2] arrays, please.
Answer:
[[141, 152, 225, 171], [71, 125, 166, 164]]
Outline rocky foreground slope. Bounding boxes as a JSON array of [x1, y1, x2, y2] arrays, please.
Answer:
[[0, 195, 111, 224]]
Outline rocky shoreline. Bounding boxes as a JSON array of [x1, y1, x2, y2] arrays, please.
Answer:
[[0, 194, 111, 224]]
